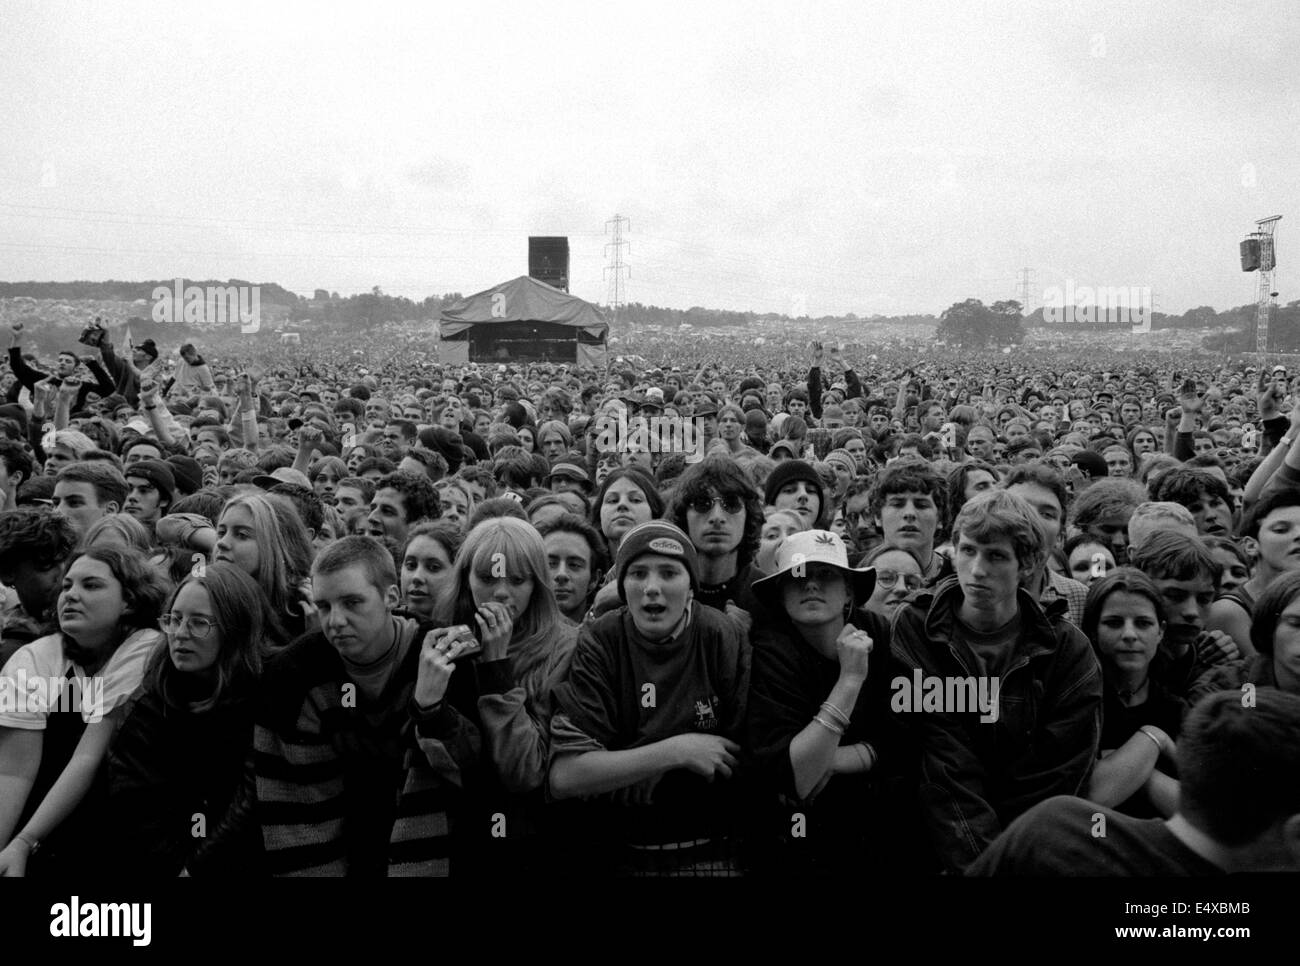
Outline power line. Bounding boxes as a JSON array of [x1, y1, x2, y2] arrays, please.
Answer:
[[1016, 267, 1036, 315], [604, 214, 630, 328]]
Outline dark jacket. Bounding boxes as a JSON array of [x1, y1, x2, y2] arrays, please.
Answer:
[[747, 608, 922, 873], [806, 365, 863, 421], [890, 577, 1102, 873], [107, 683, 255, 876], [6, 347, 116, 410]]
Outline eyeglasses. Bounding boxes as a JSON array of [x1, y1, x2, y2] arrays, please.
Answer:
[[160, 614, 216, 639], [689, 494, 745, 515], [875, 569, 923, 591]]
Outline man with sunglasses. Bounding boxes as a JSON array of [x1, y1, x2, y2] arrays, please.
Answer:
[[666, 454, 765, 628]]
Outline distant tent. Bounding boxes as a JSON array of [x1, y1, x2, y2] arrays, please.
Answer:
[[437, 276, 608, 367]]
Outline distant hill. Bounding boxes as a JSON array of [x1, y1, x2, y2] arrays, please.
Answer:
[[0, 280, 301, 305]]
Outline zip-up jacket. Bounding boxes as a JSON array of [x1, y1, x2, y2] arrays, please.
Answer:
[[890, 577, 1102, 873]]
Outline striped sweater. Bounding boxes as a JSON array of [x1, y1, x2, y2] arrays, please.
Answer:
[[251, 622, 481, 876]]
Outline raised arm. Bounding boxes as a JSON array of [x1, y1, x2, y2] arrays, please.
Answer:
[[807, 342, 824, 420]]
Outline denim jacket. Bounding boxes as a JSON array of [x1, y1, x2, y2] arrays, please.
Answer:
[[890, 577, 1102, 872]]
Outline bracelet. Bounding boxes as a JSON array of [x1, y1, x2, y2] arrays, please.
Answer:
[[820, 701, 851, 728], [862, 742, 877, 770], [853, 743, 871, 771], [1138, 727, 1163, 753], [15, 831, 40, 854], [812, 714, 845, 737]]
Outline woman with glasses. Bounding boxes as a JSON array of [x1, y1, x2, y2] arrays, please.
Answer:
[[746, 530, 915, 875], [0, 547, 169, 876], [106, 563, 276, 876], [861, 544, 925, 620]]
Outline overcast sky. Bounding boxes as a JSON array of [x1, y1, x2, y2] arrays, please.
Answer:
[[2, 0, 1296, 317]]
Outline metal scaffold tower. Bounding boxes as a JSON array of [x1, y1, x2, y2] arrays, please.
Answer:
[[1242, 215, 1282, 361]]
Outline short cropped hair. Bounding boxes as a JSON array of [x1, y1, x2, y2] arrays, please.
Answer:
[[0, 440, 35, 489], [337, 476, 376, 503], [1127, 501, 1197, 554], [56, 461, 127, 510], [1177, 690, 1300, 847], [312, 535, 398, 592], [1128, 530, 1221, 589]]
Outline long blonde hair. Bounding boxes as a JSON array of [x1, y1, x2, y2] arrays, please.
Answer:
[[216, 492, 313, 636], [452, 517, 562, 685]]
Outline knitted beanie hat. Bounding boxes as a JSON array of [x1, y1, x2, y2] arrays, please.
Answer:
[[615, 520, 699, 601], [763, 459, 828, 525], [126, 458, 176, 504], [825, 448, 857, 476]]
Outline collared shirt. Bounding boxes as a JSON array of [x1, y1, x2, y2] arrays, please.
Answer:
[[1043, 570, 1088, 628]]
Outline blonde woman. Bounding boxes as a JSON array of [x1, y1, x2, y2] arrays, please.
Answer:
[[213, 492, 314, 644], [449, 517, 578, 873], [450, 517, 577, 796]]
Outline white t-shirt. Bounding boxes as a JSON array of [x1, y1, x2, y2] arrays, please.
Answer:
[[0, 629, 163, 729]]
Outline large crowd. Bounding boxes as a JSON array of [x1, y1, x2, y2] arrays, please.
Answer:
[[1, 319, 1298, 878]]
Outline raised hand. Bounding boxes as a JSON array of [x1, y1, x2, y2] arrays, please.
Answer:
[[298, 424, 323, 451], [414, 629, 458, 709], [1177, 385, 1204, 414], [473, 601, 513, 660], [835, 622, 873, 682]]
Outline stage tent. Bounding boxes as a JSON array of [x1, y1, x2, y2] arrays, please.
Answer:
[[437, 275, 609, 367]]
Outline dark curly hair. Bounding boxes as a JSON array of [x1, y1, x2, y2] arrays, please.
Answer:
[[0, 508, 79, 571], [666, 454, 763, 571], [374, 471, 441, 524]]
